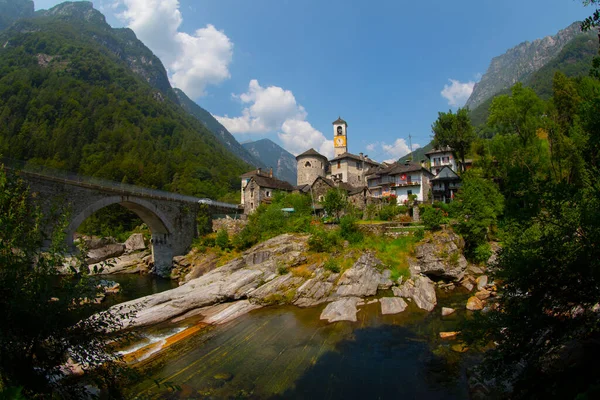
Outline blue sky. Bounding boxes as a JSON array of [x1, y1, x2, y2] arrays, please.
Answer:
[[36, 0, 594, 162]]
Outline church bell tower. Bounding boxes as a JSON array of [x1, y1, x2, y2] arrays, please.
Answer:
[[332, 117, 348, 157]]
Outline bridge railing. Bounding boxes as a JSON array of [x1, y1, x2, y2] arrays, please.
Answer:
[[1, 157, 240, 209]]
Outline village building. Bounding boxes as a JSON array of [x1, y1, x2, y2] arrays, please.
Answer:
[[240, 168, 294, 214], [430, 166, 461, 203], [425, 146, 457, 176], [366, 160, 433, 203]]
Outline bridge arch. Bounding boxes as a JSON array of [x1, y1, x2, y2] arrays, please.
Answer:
[[66, 195, 175, 248]]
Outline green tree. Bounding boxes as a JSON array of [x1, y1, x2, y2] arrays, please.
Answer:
[[0, 168, 135, 398], [451, 171, 504, 254], [322, 188, 347, 221], [431, 107, 476, 172]]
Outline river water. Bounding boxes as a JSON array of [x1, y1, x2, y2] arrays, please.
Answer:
[[124, 287, 476, 399]]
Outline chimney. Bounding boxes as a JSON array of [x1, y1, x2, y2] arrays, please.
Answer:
[[359, 152, 364, 159], [269, 167, 273, 178]]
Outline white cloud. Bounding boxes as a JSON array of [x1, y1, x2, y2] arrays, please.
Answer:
[[278, 120, 334, 159], [114, 0, 233, 98], [368, 139, 420, 163], [441, 79, 475, 107], [216, 80, 330, 157], [216, 80, 306, 134]]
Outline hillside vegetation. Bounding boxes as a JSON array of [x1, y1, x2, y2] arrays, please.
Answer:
[[0, 2, 249, 200]]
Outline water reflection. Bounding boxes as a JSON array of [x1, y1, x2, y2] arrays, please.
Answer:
[[130, 296, 474, 400]]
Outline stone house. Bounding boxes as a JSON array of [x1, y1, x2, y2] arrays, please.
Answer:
[[241, 169, 294, 214], [327, 152, 379, 187], [366, 161, 433, 203], [425, 146, 458, 176], [430, 166, 461, 203]]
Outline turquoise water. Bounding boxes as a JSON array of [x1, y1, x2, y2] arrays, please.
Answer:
[[129, 291, 475, 399]]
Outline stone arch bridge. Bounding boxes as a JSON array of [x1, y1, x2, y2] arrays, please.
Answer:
[[7, 165, 240, 277]]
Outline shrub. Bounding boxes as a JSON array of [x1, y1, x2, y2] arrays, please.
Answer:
[[340, 214, 363, 244], [324, 259, 340, 273], [308, 227, 341, 253], [414, 228, 425, 240], [472, 242, 492, 264], [421, 206, 446, 230], [215, 229, 230, 249], [379, 204, 399, 221], [277, 264, 289, 275], [365, 204, 378, 220]]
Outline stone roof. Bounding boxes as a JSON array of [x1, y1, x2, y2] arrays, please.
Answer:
[[431, 166, 460, 181], [329, 152, 379, 165], [332, 116, 348, 126], [425, 146, 453, 157], [296, 148, 328, 160], [366, 161, 433, 179], [295, 184, 311, 193], [249, 175, 294, 191]]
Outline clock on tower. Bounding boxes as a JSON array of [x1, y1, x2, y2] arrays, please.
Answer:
[[332, 116, 348, 157]]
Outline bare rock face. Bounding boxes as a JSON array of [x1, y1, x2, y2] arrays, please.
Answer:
[[394, 275, 437, 312], [335, 252, 384, 297], [79, 236, 117, 250], [109, 234, 310, 328], [412, 231, 468, 281], [294, 268, 338, 307], [380, 297, 408, 315], [86, 243, 125, 265], [88, 250, 151, 274], [320, 297, 361, 322], [125, 233, 146, 252], [249, 273, 305, 303]]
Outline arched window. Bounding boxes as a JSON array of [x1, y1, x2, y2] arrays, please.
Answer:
[[305, 161, 312, 167]]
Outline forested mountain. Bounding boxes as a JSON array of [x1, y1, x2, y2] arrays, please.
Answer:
[[242, 139, 297, 184], [0, 1, 250, 200], [0, 0, 33, 32], [398, 142, 433, 163], [174, 88, 264, 168]]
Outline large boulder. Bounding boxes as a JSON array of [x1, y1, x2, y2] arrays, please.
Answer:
[[467, 296, 484, 311], [335, 252, 384, 297], [320, 297, 361, 322], [380, 297, 408, 315], [125, 233, 146, 252], [88, 250, 150, 274], [86, 243, 125, 265], [412, 230, 468, 281], [393, 275, 437, 311]]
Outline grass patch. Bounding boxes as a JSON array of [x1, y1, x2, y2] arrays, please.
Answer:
[[351, 234, 417, 280]]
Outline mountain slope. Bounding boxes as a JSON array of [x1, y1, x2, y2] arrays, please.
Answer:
[[242, 139, 297, 184], [0, 0, 34, 32], [0, 1, 249, 200], [465, 22, 586, 110], [174, 88, 264, 168], [469, 32, 599, 126], [399, 142, 433, 163]]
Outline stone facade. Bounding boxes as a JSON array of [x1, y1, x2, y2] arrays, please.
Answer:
[[296, 149, 328, 186], [242, 172, 294, 214], [327, 153, 378, 187]]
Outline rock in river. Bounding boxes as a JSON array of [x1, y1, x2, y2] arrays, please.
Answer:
[[320, 297, 361, 323], [393, 275, 437, 312], [335, 252, 384, 297], [380, 297, 408, 315]]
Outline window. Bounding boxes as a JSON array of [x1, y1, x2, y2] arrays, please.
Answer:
[[266, 191, 271, 197], [305, 161, 311, 167], [442, 156, 449, 163], [318, 195, 324, 201], [407, 190, 412, 195], [337, 161, 341, 169], [251, 189, 254, 198]]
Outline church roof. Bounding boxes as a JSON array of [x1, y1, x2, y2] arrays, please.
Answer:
[[296, 148, 328, 160], [332, 116, 348, 126]]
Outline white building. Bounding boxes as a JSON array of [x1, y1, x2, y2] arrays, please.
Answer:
[[425, 146, 457, 176]]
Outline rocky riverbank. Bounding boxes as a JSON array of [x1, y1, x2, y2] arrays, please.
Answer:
[[107, 229, 498, 330]]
